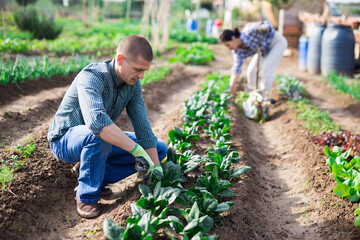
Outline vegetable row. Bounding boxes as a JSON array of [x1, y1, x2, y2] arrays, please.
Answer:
[[276, 74, 360, 227], [103, 72, 251, 239]]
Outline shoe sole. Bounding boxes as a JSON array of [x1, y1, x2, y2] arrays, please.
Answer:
[[77, 206, 100, 219]]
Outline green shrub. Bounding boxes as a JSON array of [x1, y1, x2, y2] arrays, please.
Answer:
[[33, 13, 63, 40], [15, 0, 37, 6], [13, 6, 38, 32], [13, 6, 63, 40]]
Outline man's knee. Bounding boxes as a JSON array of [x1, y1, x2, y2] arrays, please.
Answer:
[[157, 140, 168, 161], [74, 126, 111, 156]]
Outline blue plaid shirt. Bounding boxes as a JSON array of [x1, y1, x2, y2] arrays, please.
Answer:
[[231, 20, 275, 74], [47, 59, 157, 149]]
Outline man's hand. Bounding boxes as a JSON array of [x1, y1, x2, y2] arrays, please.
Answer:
[[134, 156, 152, 184], [154, 165, 163, 174], [130, 143, 154, 175], [134, 157, 162, 185]]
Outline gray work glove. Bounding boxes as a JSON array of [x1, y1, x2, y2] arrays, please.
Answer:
[[135, 156, 152, 185]]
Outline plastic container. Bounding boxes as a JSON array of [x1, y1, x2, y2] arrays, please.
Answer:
[[206, 19, 214, 37], [307, 23, 326, 74], [186, 19, 198, 32], [298, 35, 309, 71], [321, 23, 355, 76]]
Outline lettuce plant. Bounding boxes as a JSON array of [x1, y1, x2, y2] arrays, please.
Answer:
[[103, 206, 180, 240], [177, 189, 233, 220], [136, 182, 181, 215], [166, 148, 201, 175], [152, 161, 186, 188], [168, 125, 200, 152], [193, 167, 234, 197]]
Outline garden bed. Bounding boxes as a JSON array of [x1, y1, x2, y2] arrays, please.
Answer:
[[1, 46, 360, 239]]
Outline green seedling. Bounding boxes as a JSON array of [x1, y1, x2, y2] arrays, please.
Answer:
[[301, 203, 310, 218]]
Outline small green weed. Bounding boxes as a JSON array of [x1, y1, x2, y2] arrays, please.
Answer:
[[0, 164, 14, 192], [301, 203, 310, 218], [16, 141, 36, 158]]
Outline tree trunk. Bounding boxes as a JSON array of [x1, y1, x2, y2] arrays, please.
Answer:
[[126, 0, 131, 23]]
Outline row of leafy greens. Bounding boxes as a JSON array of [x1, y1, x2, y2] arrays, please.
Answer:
[[103, 72, 251, 239]]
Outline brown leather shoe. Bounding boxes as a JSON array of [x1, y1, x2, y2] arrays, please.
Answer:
[[71, 162, 80, 178], [100, 187, 113, 197], [76, 197, 100, 218]]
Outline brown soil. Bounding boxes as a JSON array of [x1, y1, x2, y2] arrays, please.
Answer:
[[1, 45, 360, 240]]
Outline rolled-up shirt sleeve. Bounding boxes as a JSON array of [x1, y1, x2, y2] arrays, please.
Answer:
[[126, 81, 157, 149], [77, 70, 114, 136]]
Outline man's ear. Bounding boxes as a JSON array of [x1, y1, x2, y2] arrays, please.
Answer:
[[116, 54, 125, 65]]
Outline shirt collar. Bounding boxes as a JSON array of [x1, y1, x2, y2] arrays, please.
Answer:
[[108, 58, 122, 88]]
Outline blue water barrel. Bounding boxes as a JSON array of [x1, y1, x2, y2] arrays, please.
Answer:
[[299, 35, 309, 71], [186, 19, 198, 32], [307, 23, 326, 74], [321, 23, 355, 76]]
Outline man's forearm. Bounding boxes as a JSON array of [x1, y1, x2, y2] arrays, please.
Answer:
[[99, 124, 136, 152], [145, 147, 160, 166]]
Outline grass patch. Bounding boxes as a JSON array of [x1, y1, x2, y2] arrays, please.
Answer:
[[325, 71, 360, 101], [1, 142, 37, 192], [143, 66, 171, 87], [0, 55, 95, 84]]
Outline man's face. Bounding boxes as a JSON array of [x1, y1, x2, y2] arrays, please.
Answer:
[[117, 55, 151, 85]]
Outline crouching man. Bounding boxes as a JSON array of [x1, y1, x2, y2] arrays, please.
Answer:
[[47, 35, 167, 218]]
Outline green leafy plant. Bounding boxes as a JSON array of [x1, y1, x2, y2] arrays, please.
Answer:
[[136, 182, 181, 215], [166, 147, 201, 174], [152, 161, 186, 188], [170, 29, 218, 44], [325, 71, 360, 102], [0, 165, 14, 192], [103, 206, 180, 240], [168, 125, 200, 152], [290, 99, 340, 135], [0, 55, 94, 84], [143, 66, 171, 87], [193, 167, 234, 198], [177, 189, 233, 220], [178, 202, 215, 239], [324, 146, 360, 226], [274, 74, 305, 100], [16, 141, 36, 158], [169, 43, 214, 65]]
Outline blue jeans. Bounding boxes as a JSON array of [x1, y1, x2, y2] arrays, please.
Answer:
[[49, 125, 168, 203]]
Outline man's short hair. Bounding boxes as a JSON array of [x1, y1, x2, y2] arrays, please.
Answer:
[[116, 35, 153, 63]]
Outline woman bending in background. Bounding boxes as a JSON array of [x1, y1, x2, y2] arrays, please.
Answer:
[[219, 20, 287, 99]]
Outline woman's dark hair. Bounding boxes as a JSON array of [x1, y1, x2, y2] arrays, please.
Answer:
[[219, 28, 241, 42]]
